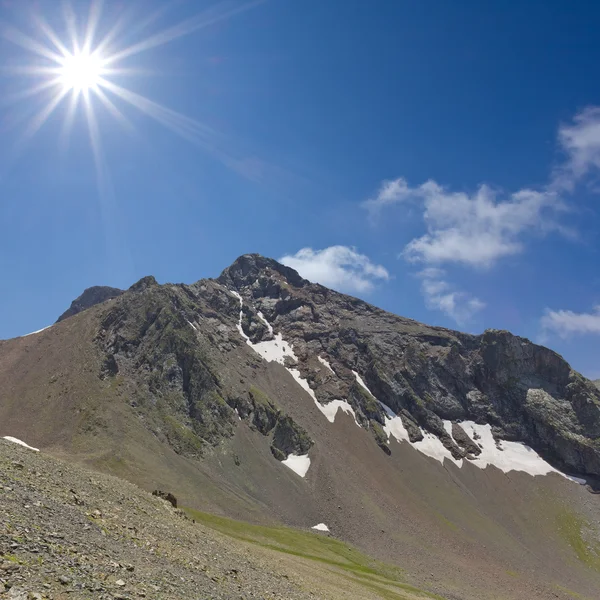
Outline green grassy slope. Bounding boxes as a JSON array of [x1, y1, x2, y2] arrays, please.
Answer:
[[184, 508, 444, 600]]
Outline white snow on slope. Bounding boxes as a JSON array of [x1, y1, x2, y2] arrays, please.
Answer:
[[413, 430, 461, 465], [286, 367, 358, 425], [318, 356, 335, 373], [2, 436, 40, 452], [352, 370, 583, 480], [352, 371, 374, 396], [352, 371, 409, 442], [231, 291, 359, 427], [257, 312, 274, 336], [378, 400, 410, 443], [282, 453, 311, 477], [459, 421, 561, 477], [22, 325, 51, 337], [311, 523, 330, 532]]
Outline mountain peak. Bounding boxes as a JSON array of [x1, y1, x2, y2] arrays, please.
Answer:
[[56, 285, 123, 323], [217, 253, 307, 290]]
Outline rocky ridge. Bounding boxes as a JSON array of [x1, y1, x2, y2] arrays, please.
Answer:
[[67, 253, 600, 482], [57, 287, 123, 323]]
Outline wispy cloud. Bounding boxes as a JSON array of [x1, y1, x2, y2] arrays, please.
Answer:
[[553, 106, 600, 191], [541, 305, 600, 337], [418, 268, 484, 324], [279, 246, 389, 294]]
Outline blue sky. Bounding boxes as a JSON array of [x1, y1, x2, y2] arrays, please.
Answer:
[[1, 0, 599, 379]]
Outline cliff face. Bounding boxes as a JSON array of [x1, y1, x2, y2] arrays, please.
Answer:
[[217, 254, 600, 479]]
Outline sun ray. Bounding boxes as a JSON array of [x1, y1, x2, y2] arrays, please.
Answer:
[[94, 86, 132, 130], [0, 78, 62, 107], [98, 78, 216, 145], [58, 90, 80, 154], [83, 0, 103, 54], [34, 16, 71, 57], [104, 0, 264, 65], [21, 87, 69, 143], [1, 25, 64, 63], [0, 65, 60, 78], [62, 0, 80, 54]]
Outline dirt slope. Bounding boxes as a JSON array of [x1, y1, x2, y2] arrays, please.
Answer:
[[1, 438, 437, 600]]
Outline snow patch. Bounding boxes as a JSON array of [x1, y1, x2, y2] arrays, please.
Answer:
[[379, 401, 410, 442], [22, 325, 51, 337], [319, 399, 359, 425], [251, 335, 297, 365], [459, 421, 560, 477], [2, 436, 39, 452], [352, 370, 375, 397], [565, 475, 587, 485], [257, 311, 274, 336], [413, 430, 461, 465], [311, 523, 330, 532], [287, 367, 358, 425], [231, 290, 253, 346], [282, 453, 311, 477], [318, 356, 335, 374]]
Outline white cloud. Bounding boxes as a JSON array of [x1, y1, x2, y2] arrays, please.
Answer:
[[541, 305, 600, 337], [279, 246, 389, 294], [365, 178, 563, 269], [553, 106, 600, 191], [363, 178, 412, 214], [418, 269, 484, 324]]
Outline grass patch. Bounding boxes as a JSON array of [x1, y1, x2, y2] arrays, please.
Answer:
[[556, 508, 600, 571], [184, 508, 444, 599], [554, 584, 591, 600]]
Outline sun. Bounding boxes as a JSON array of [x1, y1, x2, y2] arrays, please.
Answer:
[[58, 51, 106, 93], [2, 0, 262, 172]]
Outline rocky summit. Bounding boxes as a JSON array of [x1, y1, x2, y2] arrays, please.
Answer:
[[1, 254, 600, 600]]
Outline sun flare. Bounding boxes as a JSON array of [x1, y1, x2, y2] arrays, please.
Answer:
[[58, 51, 106, 93], [2, 0, 262, 177]]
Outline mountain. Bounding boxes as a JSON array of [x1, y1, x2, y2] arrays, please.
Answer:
[[595, 379, 600, 390], [1, 254, 599, 600], [56, 285, 123, 322]]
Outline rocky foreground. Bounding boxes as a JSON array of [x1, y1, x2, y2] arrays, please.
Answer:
[[0, 439, 316, 600]]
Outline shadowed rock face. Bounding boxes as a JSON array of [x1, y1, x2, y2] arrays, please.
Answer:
[[56, 286, 123, 322]]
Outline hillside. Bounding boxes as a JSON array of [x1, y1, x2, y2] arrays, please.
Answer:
[[0, 438, 432, 600], [1, 254, 599, 600]]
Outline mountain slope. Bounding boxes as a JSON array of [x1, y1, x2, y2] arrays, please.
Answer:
[[1, 438, 433, 600], [1, 254, 599, 600]]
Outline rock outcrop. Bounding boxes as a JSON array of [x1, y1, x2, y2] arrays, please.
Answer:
[[56, 286, 123, 322]]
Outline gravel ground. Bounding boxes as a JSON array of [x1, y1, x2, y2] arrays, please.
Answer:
[[0, 439, 317, 600]]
